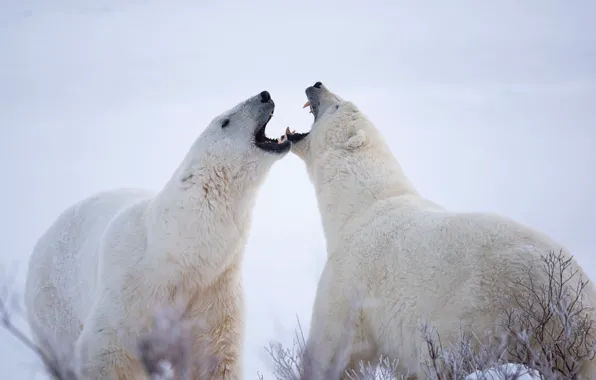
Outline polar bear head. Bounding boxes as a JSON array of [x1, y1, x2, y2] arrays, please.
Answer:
[[174, 90, 290, 193], [286, 82, 377, 170], [286, 82, 413, 192], [286, 82, 417, 234]]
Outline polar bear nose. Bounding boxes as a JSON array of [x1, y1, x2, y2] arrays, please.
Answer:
[[313, 81, 322, 88], [260, 91, 271, 103]]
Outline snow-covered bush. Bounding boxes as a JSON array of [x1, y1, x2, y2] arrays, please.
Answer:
[[262, 251, 596, 380], [2, 251, 595, 379]]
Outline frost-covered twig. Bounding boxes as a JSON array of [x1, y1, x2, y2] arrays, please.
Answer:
[[0, 290, 77, 380], [264, 316, 308, 380], [421, 320, 539, 380], [0, 288, 209, 380], [502, 250, 596, 378], [345, 356, 406, 380], [262, 251, 596, 380]]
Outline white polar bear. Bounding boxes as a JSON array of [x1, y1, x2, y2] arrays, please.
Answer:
[[286, 82, 596, 379], [24, 90, 291, 380]]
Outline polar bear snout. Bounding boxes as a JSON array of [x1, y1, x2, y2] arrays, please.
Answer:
[[303, 81, 342, 122], [250, 92, 274, 123], [304, 82, 324, 119], [287, 81, 342, 146], [259, 90, 271, 103], [250, 91, 294, 154]]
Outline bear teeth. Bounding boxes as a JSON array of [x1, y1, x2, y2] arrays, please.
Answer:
[[276, 127, 295, 143], [302, 101, 313, 114]]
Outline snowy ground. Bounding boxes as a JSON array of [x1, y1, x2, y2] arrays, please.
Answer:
[[1, 0, 595, 379], [466, 364, 542, 380]]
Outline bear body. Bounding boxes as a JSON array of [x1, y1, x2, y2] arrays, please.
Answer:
[[288, 83, 596, 379], [24, 90, 290, 379]]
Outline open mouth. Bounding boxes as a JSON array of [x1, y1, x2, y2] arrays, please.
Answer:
[[254, 112, 292, 153], [285, 100, 312, 143], [303, 100, 315, 116]]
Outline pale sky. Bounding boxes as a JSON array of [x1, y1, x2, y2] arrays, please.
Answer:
[[1, 0, 595, 378]]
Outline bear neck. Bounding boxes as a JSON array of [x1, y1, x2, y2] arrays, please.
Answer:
[[312, 138, 419, 243], [144, 162, 262, 285]]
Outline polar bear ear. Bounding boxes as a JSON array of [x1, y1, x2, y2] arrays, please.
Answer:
[[342, 129, 366, 150]]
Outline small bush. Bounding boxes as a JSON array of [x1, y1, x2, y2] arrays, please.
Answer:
[[263, 251, 596, 380], [2, 251, 595, 379]]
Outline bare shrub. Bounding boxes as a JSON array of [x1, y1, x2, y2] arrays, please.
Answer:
[[137, 303, 193, 380], [344, 357, 403, 380], [500, 250, 596, 378], [1, 281, 79, 380], [260, 316, 405, 380], [420, 321, 539, 380], [2, 251, 595, 380], [262, 313, 539, 380], [263, 251, 596, 380], [0, 289, 208, 380], [261, 317, 308, 380]]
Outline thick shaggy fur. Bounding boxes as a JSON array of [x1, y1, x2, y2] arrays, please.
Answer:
[[24, 91, 289, 379], [289, 83, 596, 379]]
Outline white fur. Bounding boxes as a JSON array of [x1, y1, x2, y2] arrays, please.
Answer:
[[290, 84, 596, 379], [24, 92, 287, 379]]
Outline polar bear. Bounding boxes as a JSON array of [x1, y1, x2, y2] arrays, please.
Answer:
[[24, 90, 291, 380], [286, 82, 596, 379]]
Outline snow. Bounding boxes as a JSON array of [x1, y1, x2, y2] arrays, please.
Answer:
[[1, 0, 595, 379], [466, 364, 543, 380]]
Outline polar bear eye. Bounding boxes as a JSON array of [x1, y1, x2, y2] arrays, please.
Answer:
[[221, 119, 230, 128]]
